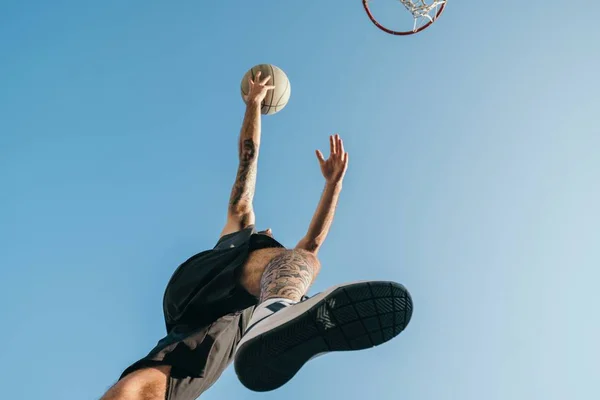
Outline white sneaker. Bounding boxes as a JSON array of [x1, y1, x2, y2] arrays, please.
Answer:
[[234, 280, 413, 392]]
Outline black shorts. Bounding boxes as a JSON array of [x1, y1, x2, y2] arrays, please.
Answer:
[[119, 310, 254, 399], [118, 227, 284, 400]]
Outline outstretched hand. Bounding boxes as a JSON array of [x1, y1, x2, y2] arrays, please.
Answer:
[[244, 71, 276, 105], [316, 134, 349, 185]]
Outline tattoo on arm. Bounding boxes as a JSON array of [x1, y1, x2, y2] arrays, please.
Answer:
[[225, 101, 261, 226], [229, 139, 258, 215]]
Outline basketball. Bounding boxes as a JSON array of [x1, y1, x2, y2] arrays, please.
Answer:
[[241, 64, 291, 115]]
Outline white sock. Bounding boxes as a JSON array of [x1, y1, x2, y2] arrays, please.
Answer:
[[257, 297, 296, 308], [247, 298, 296, 329]]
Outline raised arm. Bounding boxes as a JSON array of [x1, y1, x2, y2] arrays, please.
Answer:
[[220, 72, 275, 237], [296, 134, 349, 253]]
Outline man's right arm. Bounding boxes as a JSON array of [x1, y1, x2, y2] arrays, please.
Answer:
[[220, 72, 274, 237], [220, 100, 262, 237]]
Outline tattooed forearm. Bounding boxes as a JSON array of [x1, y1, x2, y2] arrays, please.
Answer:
[[239, 137, 256, 161], [229, 139, 257, 212], [227, 101, 261, 215], [259, 250, 320, 302]]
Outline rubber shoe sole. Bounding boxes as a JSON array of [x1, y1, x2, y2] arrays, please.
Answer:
[[234, 280, 413, 392]]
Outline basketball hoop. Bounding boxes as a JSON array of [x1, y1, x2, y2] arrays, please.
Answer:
[[363, 0, 447, 36]]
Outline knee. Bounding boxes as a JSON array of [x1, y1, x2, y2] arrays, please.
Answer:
[[262, 249, 321, 286], [102, 366, 170, 400], [293, 249, 321, 277]]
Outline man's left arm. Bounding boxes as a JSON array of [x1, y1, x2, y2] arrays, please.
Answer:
[[296, 134, 349, 254]]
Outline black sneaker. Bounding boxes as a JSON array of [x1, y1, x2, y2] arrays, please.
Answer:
[[234, 280, 413, 392]]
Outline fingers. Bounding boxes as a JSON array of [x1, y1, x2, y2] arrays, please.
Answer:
[[248, 72, 275, 94], [330, 135, 336, 155], [337, 134, 344, 155], [248, 71, 262, 86], [260, 74, 273, 85], [325, 134, 348, 162], [330, 134, 346, 158], [338, 135, 349, 173], [342, 152, 349, 176], [316, 149, 325, 164], [249, 71, 273, 86]]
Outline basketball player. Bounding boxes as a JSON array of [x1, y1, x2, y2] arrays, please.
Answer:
[[100, 72, 413, 400]]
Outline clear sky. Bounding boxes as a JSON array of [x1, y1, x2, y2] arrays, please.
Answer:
[[1, 1, 598, 399]]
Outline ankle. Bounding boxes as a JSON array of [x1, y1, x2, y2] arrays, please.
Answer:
[[257, 297, 296, 308]]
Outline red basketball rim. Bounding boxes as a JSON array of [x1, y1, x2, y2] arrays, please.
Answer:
[[362, 0, 447, 36]]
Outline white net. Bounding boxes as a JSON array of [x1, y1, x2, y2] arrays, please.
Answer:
[[399, 0, 446, 32]]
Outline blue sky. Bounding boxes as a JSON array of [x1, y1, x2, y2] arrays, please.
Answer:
[[1, 1, 598, 399]]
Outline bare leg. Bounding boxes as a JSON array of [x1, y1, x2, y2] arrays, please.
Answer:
[[239, 249, 321, 303], [240, 249, 321, 303], [100, 366, 170, 400], [258, 249, 320, 302]]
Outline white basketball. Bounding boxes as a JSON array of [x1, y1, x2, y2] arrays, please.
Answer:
[[241, 64, 291, 115]]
